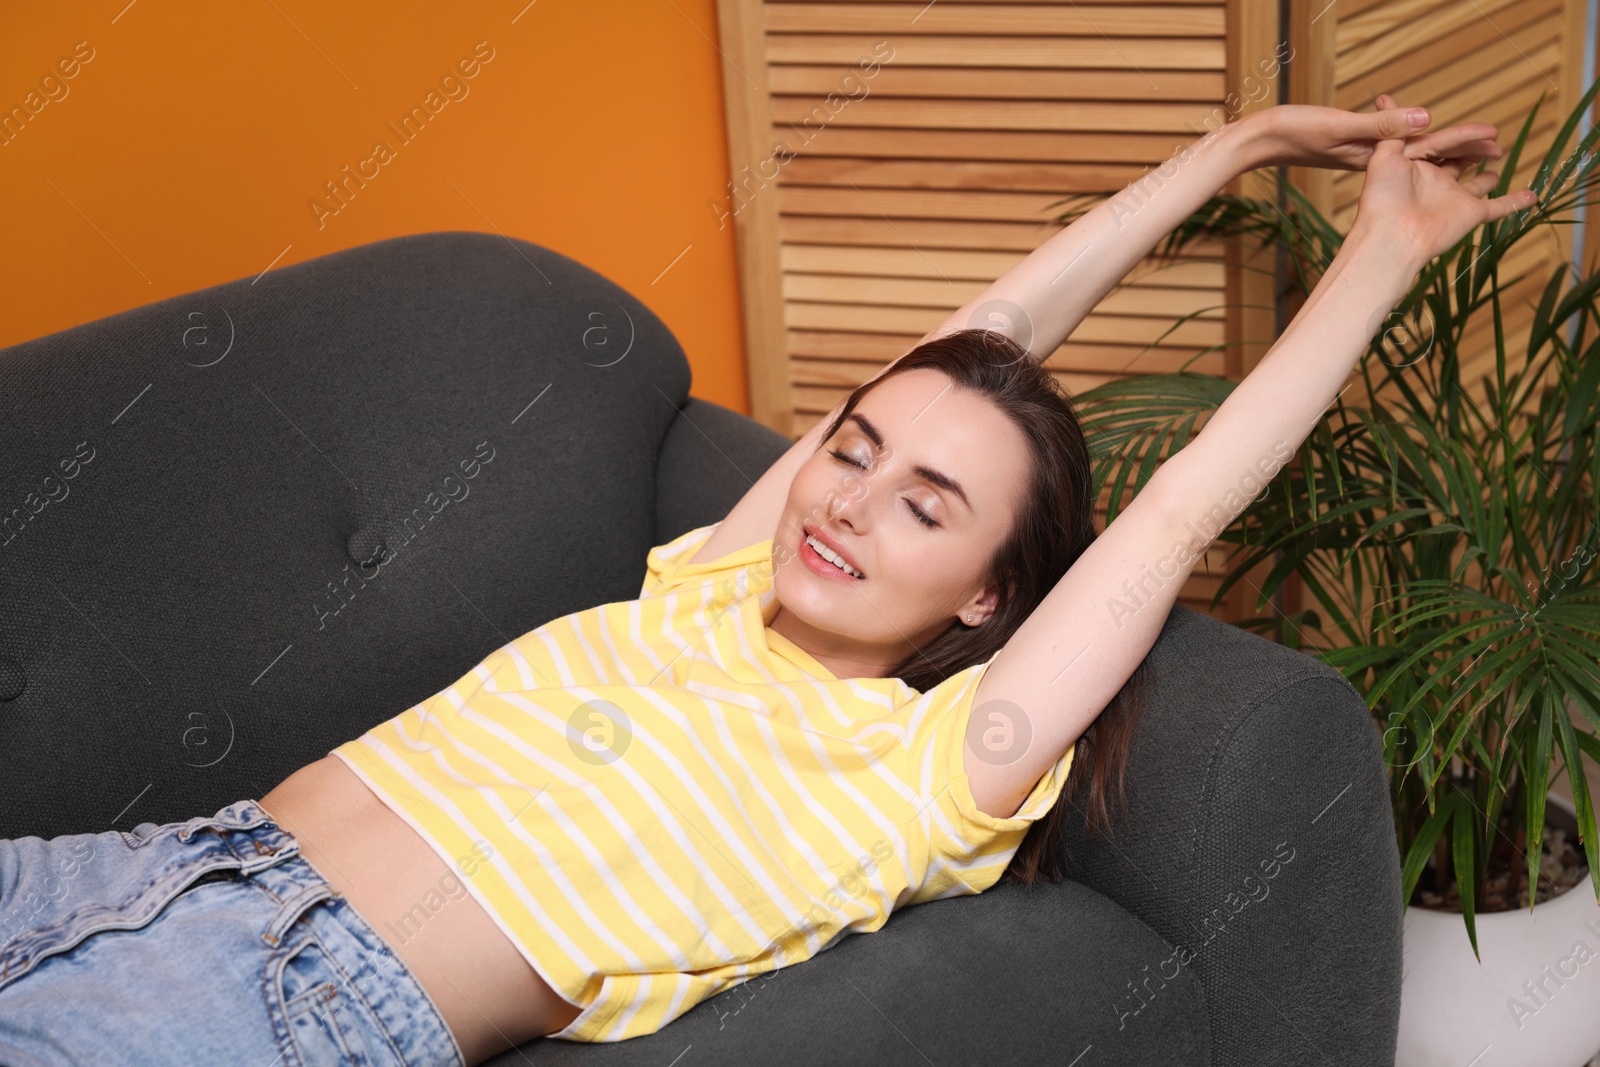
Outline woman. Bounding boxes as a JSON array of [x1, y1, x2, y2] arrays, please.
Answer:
[[0, 96, 1534, 1066]]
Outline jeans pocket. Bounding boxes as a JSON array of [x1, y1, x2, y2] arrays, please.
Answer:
[[274, 933, 376, 1066]]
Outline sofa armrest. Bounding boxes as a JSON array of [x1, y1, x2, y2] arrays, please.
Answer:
[[1058, 604, 1403, 1066]]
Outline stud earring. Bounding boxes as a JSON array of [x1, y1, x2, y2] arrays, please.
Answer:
[[966, 614, 976, 623]]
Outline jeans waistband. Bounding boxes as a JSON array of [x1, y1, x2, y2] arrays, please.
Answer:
[[190, 799, 464, 1066]]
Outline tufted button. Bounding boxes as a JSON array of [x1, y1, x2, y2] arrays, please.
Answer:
[[0, 656, 24, 702], [345, 528, 389, 570]]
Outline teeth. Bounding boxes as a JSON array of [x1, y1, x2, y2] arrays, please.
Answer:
[[806, 534, 863, 578]]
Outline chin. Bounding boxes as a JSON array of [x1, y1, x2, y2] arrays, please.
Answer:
[[771, 561, 835, 620]]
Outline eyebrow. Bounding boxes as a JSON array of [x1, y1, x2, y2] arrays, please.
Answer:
[[843, 413, 973, 513]]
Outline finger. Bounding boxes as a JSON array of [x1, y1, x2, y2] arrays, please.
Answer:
[[1371, 104, 1430, 147], [1371, 116, 1415, 161], [1375, 94, 1396, 110], [1481, 188, 1540, 224], [1405, 126, 1503, 160], [1432, 146, 1502, 178], [1462, 170, 1501, 197]]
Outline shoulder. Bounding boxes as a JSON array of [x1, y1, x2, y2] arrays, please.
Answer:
[[640, 521, 776, 601], [904, 650, 1075, 854]]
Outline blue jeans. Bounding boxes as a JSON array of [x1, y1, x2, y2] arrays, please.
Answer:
[[0, 798, 464, 1067]]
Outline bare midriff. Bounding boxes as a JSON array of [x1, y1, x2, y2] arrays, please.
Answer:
[[258, 754, 583, 1066]]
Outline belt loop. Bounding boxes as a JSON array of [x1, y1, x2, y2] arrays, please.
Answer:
[[262, 880, 341, 946], [229, 822, 302, 876]]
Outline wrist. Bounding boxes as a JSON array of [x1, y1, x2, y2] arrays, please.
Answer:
[[1216, 108, 1279, 175], [1160, 112, 1271, 186], [1310, 227, 1424, 325], [1341, 221, 1431, 285]]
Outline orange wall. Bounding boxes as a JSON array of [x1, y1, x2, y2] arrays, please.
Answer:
[[0, 0, 750, 415]]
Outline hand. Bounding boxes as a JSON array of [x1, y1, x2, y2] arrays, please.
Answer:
[[1348, 100, 1538, 268], [1245, 96, 1506, 173]]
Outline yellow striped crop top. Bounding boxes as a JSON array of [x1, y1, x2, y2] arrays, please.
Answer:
[[331, 521, 1075, 1042]]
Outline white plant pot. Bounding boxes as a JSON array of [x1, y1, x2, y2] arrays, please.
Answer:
[[1397, 794, 1600, 1067]]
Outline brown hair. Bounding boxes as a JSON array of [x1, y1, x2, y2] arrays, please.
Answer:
[[813, 328, 1150, 884]]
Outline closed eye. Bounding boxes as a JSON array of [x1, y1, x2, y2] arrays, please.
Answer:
[[827, 449, 939, 529], [832, 447, 870, 470]]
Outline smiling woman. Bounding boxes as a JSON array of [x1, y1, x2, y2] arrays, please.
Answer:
[[769, 362, 1040, 683], [757, 329, 1147, 877], [0, 94, 1538, 1061]]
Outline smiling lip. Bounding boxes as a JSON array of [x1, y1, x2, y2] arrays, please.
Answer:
[[801, 524, 865, 580]]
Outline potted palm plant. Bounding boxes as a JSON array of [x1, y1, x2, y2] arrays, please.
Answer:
[[1057, 83, 1600, 1065]]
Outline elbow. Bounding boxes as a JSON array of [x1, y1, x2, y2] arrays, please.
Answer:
[[1146, 467, 1220, 558]]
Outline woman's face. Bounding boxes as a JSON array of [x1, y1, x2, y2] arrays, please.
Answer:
[[769, 369, 1032, 680]]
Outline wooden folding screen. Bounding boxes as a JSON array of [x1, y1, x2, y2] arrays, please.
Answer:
[[711, 1, 1588, 627], [713, 0, 1282, 622]]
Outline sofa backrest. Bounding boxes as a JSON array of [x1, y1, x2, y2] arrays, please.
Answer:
[[0, 231, 784, 838]]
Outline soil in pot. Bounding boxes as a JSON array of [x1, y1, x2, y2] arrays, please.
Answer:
[[1412, 798, 1591, 913]]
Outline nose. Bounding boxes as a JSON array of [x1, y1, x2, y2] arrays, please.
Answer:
[[824, 478, 865, 532]]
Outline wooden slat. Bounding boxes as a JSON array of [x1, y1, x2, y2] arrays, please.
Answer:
[[779, 186, 1156, 221], [792, 371, 1225, 416], [780, 216, 1231, 257], [794, 374, 1125, 408], [765, 35, 1228, 69], [763, 3, 1227, 35], [1338, 0, 1402, 18], [795, 356, 1155, 388], [780, 244, 1225, 287], [784, 301, 1227, 345], [767, 65, 1225, 101], [774, 156, 1196, 192], [782, 273, 1226, 318], [770, 96, 1242, 134], [773, 127, 1219, 162], [787, 329, 1226, 374]]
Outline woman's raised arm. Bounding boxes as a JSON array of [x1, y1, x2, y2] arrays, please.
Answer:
[[919, 100, 1506, 363], [691, 100, 1505, 569], [962, 123, 1538, 821], [917, 117, 1266, 360], [689, 116, 1263, 568]]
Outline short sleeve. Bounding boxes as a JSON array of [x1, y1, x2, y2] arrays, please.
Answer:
[[907, 652, 1077, 898], [639, 521, 775, 600]]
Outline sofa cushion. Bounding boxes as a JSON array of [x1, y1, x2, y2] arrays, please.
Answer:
[[484, 877, 1209, 1066]]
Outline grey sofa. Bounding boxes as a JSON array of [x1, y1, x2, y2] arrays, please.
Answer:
[[0, 231, 1402, 1065]]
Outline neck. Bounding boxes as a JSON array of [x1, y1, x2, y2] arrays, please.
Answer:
[[767, 604, 935, 680]]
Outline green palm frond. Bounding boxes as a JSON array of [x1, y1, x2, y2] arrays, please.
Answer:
[[1067, 82, 1600, 936]]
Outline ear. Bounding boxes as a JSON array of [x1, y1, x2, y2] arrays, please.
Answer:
[[960, 578, 1008, 626]]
